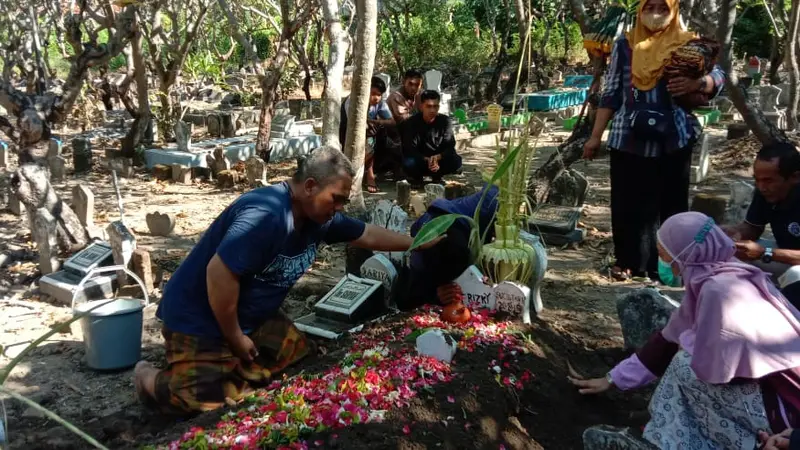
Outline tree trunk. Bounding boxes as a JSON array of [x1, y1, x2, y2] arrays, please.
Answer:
[[121, 20, 152, 158], [717, 0, 788, 145], [217, 0, 261, 68], [786, 0, 800, 130], [320, 0, 350, 149], [343, 0, 377, 213]]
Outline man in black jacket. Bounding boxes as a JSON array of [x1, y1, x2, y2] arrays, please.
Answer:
[[400, 90, 462, 186]]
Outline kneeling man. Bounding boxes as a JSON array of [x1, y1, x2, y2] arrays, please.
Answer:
[[135, 146, 437, 414]]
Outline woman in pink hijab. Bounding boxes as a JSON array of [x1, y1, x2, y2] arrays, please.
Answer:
[[570, 211, 800, 449]]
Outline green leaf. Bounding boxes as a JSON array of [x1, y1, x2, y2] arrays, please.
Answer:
[[407, 214, 467, 253]]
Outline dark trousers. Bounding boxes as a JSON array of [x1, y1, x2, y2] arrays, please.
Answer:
[[609, 147, 692, 277], [403, 150, 462, 181]]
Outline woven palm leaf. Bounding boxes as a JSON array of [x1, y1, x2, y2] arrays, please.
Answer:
[[582, 1, 639, 56]]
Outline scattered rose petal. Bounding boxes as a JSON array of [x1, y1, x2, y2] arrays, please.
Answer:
[[447, 396, 455, 403], [403, 424, 411, 434]]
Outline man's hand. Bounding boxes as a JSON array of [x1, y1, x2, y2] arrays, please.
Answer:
[[720, 225, 743, 242], [759, 429, 792, 450], [229, 332, 259, 362], [437, 282, 462, 305], [667, 77, 703, 96], [735, 240, 765, 261], [428, 154, 441, 172], [583, 136, 601, 160]]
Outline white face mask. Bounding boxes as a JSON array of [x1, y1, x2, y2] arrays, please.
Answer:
[[641, 12, 671, 31]]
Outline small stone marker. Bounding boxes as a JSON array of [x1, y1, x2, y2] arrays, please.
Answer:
[[494, 281, 530, 318], [616, 288, 679, 350], [217, 170, 239, 188], [487, 103, 503, 132], [444, 181, 469, 200], [212, 146, 231, 174], [171, 164, 192, 184], [152, 164, 171, 181], [207, 114, 221, 137], [424, 183, 445, 207], [71, 185, 95, 227], [132, 249, 155, 294], [454, 265, 495, 310], [145, 211, 176, 236], [727, 123, 750, 140], [245, 156, 267, 186], [48, 138, 62, 158], [689, 133, 710, 184], [220, 113, 236, 138], [174, 121, 192, 152], [48, 156, 66, 182], [396, 180, 411, 211], [8, 190, 21, 215], [72, 138, 93, 173], [410, 194, 427, 217], [107, 221, 137, 284], [0, 141, 8, 168], [359, 253, 398, 307], [34, 209, 59, 275], [415, 329, 456, 363], [726, 180, 755, 224], [369, 199, 408, 265]]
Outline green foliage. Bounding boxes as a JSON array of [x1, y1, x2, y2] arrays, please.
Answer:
[[732, 2, 777, 58]]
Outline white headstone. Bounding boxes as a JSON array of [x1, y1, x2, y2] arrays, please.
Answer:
[[359, 253, 398, 307], [369, 200, 408, 265], [423, 70, 443, 92], [415, 329, 456, 363], [487, 103, 503, 132], [107, 221, 137, 284], [72, 185, 95, 227], [454, 265, 495, 310], [494, 281, 530, 318]]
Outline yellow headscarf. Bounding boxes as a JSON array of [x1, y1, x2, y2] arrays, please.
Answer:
[[626, 0, 696, 91]]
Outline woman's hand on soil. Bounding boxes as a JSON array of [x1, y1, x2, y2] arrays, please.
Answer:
[[583, 136, 601, 160], [667, 77, 702, 96], [567, 362, 612, 394], [758, 429, 792, 450]]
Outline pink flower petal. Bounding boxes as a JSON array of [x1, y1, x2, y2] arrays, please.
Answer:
[[447, 396, 455, 403], [402, 424, 411, 434]]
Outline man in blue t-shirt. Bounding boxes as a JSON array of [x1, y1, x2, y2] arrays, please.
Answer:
[[134, 146, 438, 415]]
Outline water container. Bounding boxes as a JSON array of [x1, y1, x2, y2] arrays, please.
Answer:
[[72, 266, 150, 371]]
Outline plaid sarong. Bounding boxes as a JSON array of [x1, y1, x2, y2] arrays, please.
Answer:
[[153, 311, 311, 414]]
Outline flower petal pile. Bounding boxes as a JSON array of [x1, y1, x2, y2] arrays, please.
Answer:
[[165, 307, 533, 449]]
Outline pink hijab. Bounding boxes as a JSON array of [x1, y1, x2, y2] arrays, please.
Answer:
[[658, 211, 800, 384]]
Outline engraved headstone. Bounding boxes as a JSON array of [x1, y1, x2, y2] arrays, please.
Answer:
[[34, 209, 60, 274], [423, 70, 443, 92], [71, 185, 94, 228], [487, 103, 503, 132], [106, 220, 137, 284], [690, 133, 711, 184], [314, 274, 383, 322], [0, 141, 7, 168], [48, 138, 62, 158], [48, 156, 66, 182], [245, 156, 267, 186], [72, 138, 93, 173], [369, 200, 408, 265], [424, 183, 445, 207], [494, 281, 530, 318], [360, 253, 398, 307], [454, 265, 495, 310], [220, 112, 236, 138], [726, 180, 755, 224]]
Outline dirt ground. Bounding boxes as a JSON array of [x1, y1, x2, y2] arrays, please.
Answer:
[[0, 120, 750, 449]]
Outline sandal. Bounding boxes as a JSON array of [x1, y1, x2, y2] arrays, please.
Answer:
[[366, 184, 379, 193], [609, 266, 631, 282]]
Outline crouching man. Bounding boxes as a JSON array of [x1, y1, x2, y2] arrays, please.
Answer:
[[134, 146, 439, 414]]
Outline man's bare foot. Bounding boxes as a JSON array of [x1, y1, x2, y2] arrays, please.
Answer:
[[134, 361, 160, 407]]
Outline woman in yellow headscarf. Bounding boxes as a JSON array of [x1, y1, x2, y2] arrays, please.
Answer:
[[581, 0, 726, 283]]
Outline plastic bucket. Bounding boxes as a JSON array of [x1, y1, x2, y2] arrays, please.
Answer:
[[72, 266, 150, 371]]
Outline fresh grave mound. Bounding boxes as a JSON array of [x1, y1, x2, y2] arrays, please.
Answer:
[[144, 308, 651, 450]]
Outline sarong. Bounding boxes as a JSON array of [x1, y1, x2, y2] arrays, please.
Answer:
[[153, 311, 311, 414]]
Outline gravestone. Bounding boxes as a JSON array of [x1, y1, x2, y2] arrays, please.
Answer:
[[39, 241, 116, 305], [145, 211, 176, 236], [0, 141, 7, 168], [518, 230, 548, 319], [217, 170, 239, 188], [494, 281, 530, 318], [552, 69, 563, 83], [617, 288, 679, 350], [171, 164, 192, 184], [72, 138, 93, 173], [726, 180, 755, 224], [396, 180, 411, 211], [174, 121, 192, 152], [369, 200, 408, 265], [34, 209, 60, 274], [48, 156, 66, 182], [360, 253, 398, 307], [152, 164, 172, 181], [245, 156, 267, 186], [760, 85, 786, 129], [7, 190, 21, 215], [48, 138, 62, 159], [547, 169, 589, 207], [424, 183, 445, 207], [106, 221, 137, 284], [454, 265, 495, 310], [778, 83, 791, 107], [726, 123, 750, 140], [72, 185, 94, 228], [410, 194, 427, 217], [423, 70, 443, 92], [207, 114, 221, 137], [689, 133, 710, 184], [132, 249, 155, 294], [220, 113, 236, 138], [487, 103, 503, 132], [212, 146, 231, 174]]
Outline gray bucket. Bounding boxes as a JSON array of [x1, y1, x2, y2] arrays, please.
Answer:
[[72, 265, 150, 371]]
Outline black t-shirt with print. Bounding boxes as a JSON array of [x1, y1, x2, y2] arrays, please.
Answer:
[[745, 187, 800, 249]]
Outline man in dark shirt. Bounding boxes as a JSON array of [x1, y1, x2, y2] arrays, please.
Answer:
[[723, 141, 800, 306], [134, 146, 441, 415], [400, 90, 462, 186]]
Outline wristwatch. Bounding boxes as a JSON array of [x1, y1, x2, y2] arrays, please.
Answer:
[[605, 371, 614, 386], [762, 247, 774, 264]]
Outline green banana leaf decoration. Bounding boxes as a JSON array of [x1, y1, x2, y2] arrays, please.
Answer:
[[582, 1, 639, 56]]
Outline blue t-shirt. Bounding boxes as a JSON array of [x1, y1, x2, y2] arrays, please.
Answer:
[[156, 182, 366, 339]]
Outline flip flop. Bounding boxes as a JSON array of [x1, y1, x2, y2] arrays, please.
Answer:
[[609, 266, 631, 282], [366, 184, 379, 193]]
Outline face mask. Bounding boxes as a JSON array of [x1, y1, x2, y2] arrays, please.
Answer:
[[640, 12, 671, 31], [658, 257, 682, 287]]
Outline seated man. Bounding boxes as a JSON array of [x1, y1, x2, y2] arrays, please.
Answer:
[[400, 90, 462, 186], [722, 141, 800, 308], [134, 146, 438, 415], [387, 69, 423, 124], [396, 184, 499, 311], [339, 76, 395, 193]]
